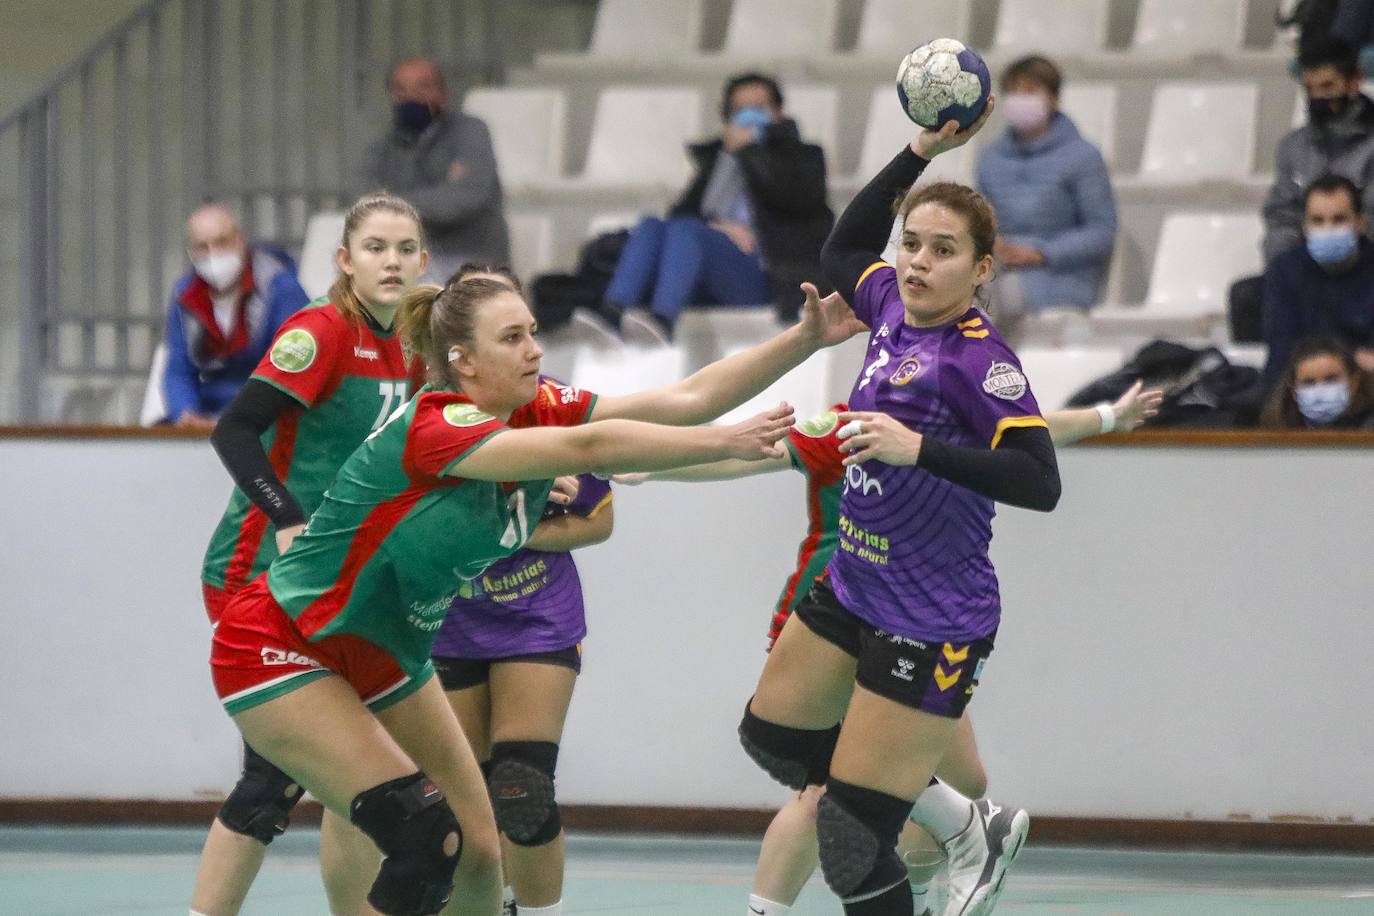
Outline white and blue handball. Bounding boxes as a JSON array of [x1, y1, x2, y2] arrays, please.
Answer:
[[896, 38, 991, 130]]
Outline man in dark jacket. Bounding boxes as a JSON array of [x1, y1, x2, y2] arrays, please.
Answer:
[[1263, 174, 1374, 392], [360, 57, 510, 279], [576, 72, 832, 344]]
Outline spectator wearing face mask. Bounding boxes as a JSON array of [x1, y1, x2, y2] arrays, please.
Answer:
[[160, 204, 309, 429], [360, 56, 510, 281], [1263, 38, 1374, 262], [1262, 174, 1374, 393], [574, 72, 833, 345], [974, 54, 1116, 313], [1261, 336, 1374, 429]]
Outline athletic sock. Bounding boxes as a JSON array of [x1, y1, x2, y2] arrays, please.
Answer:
[[907, 780, 974, 844], [748, 893, 791, 915], [910, 883, 930, 913], [518, 902, 562, 915]]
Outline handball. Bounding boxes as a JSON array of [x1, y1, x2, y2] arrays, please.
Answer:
[[896, 38, 991, 130]]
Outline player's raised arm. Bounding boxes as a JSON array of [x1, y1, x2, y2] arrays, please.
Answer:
[[588, 286, 863, 427]]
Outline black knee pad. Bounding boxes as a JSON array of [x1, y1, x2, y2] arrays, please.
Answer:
[[738, 700, 840, 790], [487, 740, 561, 847], [351, 773, 462, 916], [816, 779, 910, 901], [217, 743, 303, 845]]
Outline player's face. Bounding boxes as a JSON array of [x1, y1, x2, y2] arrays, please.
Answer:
[[460, 291, 544, 409], [338, 212, 428, 312], [895, 203, 992, 326]]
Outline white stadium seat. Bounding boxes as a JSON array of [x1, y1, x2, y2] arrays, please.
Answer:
[[1060, 82, 1118, 168], [588, 0, 704, 59], [723, 0, 839, 57], [1131, 0, 1247, 56], [568, 340, 688, 398], [782, 84, 840, 170], [1144, 212, 1263, 317], [581, 87, 703, 188], [462, 88, 566, 190], [994, 0, 1110, 55], [1017, 347, 1126, 411], [855, 0, 973, 59], [1139, 83, 1258, 182], [507, 214, 555, 285], [857, 85, 976, 186], [298, 210, 345, 300]]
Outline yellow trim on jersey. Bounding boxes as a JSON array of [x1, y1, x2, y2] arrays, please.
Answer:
[[990, 415, 1049, 449], [584, 492, 614, 519], [962, 329, 991, 339], [855, 261, 890, 291], [956, 317, 984, 329]]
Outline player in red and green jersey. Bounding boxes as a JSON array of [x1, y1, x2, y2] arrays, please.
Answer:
[[622, 382, 1160, 916], [208, 275, 864, 915], [191, 192, 429, 916]]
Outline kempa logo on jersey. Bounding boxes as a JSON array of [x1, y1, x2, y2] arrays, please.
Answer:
[[261, 647, 321, 667], [982, 362, 1027, 400], [269, 329, 318, 373], [353, 346, 380, 360]]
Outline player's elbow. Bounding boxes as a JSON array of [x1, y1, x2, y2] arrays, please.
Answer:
[[1026, 469, 1062, 512]]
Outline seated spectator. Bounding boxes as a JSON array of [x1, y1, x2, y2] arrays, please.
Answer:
[[974, 54, 1115, 313], [1262, 174, 1374, 392], [361, 56, 509, 280], [574, 72, 833, 345], [1263, 38, 1374, 262], [1261, 336, 1374, 429], [161, 205, 308, 429], [1281, 0, 1374, 84]]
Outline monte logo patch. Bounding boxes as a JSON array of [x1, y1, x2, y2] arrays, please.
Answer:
[[269, 329, 317, 373], [982, 362, 1027, 400], [443, 402, 496, 428]]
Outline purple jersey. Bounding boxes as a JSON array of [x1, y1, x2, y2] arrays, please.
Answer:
[[827, 263, 1047, 642], [431, 473, 611, 659]]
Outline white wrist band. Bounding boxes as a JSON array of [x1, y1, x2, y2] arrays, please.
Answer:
[[1095, 402, 1116, 434]]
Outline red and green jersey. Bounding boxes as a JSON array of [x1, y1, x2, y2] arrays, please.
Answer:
[[768, 403, 847, 647], [202, 300, 419, 592], [265, 380, 598, 678]]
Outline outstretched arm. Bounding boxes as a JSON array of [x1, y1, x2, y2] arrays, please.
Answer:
[[590, 286, 864, 426], [523, 501, 614, 552], [1045, 382, 1163, 444], [615, 452, 793, 485]]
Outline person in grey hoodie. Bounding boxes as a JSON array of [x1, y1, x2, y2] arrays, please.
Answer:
[[361, 57, 510, 281], [1264, 37, 1374, 263], [975, 55, 1116, 313]]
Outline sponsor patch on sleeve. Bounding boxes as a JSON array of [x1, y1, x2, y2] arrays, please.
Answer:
[[269, 328, 318, 373], [981, 362, 1027, 400], [443, 402, 497, 428]]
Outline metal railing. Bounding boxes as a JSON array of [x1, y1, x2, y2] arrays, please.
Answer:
[[1, 0, 507, 422]]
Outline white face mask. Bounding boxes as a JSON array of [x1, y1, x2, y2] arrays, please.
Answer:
[[1295, 380, 1351, 424], [193, 250, 244, 291], [1003, 92, 1051, 133]]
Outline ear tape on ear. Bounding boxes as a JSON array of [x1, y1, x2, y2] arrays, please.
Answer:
[[447, 347, 460, 363]]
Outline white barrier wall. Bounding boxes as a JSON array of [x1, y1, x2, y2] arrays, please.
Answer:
[[2, 437, 1371, 823]]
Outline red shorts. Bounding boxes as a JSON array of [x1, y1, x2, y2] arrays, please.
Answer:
[[203, 582, 234, 626], [210, 576, 431, 716]]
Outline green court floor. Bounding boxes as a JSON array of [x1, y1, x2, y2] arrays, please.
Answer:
[[1, 827, 1371, 914]]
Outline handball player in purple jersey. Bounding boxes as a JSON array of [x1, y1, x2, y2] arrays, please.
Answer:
[[736, 97, 1070, 916]]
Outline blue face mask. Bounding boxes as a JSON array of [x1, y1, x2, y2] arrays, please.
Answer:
[[1306, 226, 1359, 265], [394, 100, 436, 135], [731, 106, 772, 142], [1295, 380, 1351, 424]]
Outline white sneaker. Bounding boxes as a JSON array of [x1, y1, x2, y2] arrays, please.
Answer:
[[940, 799, 1029, 916], [620, 309, 672, 347], [570, 305, 622, 345]]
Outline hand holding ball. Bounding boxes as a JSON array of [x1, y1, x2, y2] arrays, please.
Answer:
[[897, 38, 991, 130]]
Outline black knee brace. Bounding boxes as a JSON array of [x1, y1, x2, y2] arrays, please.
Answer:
[[738, 700, 840, 790], [217, 743, 303, 845], [351, 773, 462, 916], [816, 778, 910, 902], [486, 740, 561, 847]]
